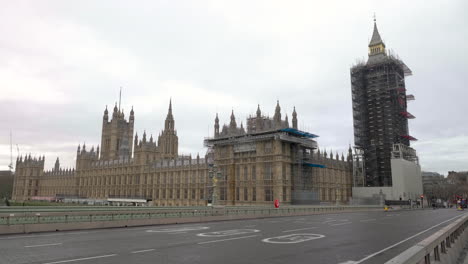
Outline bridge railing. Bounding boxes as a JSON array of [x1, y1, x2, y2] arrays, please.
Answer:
[[0, 205, 378, 226], [385, 213, 468, 264]]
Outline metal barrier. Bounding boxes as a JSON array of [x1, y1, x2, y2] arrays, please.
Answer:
[[0, 206, 377, 226], [385, 213, 468, 264]]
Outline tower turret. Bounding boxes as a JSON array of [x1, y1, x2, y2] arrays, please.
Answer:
[[54, 157, 60, 171], [103, 106, 109, 121], [165, 99, 175, 131], [100, 97, 134, 161], [112, 103, 118, 118], [130, 106, 134, 122], [229, 110, 237, 129], [273, 100, 281, 127], [292, 107, 298, 129], [368, 18, 386, 57], [214, 113, 220, 137], [159, 99, 178, 159]]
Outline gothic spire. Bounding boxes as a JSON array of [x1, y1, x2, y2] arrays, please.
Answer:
[[167, 98, 173, 118], [275, 100, 281, 113], [54, 157, 60, 171], [369, 18, 384, 47], [214, 113, 220, 137], [292, 106, 298, 129], [129, 106, 134, 121], [164, 99, 175, 131], [230, 110, 237, 127], [103, 105, 109, 120]]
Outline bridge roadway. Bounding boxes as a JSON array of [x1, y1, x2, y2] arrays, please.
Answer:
[[0, 208, 465, 264]]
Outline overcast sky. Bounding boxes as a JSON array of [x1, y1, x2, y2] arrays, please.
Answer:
[[1, 0, 467, 175]]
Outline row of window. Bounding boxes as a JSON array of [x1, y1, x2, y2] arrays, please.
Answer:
[[79, 173, 208, 186]]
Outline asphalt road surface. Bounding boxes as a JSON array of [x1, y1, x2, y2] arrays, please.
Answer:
[[0, 208, 465, 264]]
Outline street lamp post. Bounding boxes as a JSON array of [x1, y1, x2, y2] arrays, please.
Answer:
[[209, 165, 223, 206]]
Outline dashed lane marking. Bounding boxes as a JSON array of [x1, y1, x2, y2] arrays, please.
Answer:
[[282, 227, 318, 233], [197, 229, 260, 237], [131, 249, 155, 254], [146, 226, 209, 233], [25, 243, 62, 248], [197, 235, 259, 245], [330, 222, 352, 226], [359, 218, 377, 222], [41, 254, 117, 264]]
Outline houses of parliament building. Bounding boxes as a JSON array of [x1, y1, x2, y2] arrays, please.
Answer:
[[12, 100, 353, 206]]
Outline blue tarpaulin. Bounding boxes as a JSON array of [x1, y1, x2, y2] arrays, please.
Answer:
[[280, 128, 319, 138], [303, 162, 326, 168]]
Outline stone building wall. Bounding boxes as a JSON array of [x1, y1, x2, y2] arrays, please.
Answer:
[[13, 101, 353, 205]]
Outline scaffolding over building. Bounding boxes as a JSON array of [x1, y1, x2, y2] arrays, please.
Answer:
[[204, 102, 353, 205], [351, 19, 417, 187]]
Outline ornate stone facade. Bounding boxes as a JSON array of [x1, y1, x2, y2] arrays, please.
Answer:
[[12, 101, 353, 205]]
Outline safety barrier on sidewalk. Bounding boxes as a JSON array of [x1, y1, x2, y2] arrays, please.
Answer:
[[385, 213, 468, 264], [0, 206, 377, 225], [0, 206, 379, 234]]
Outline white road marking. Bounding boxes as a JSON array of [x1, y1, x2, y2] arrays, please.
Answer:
[[359, 218, 376, 222], [330, 222, 352, 226], [197, 235, 259, 245], [25, 243, 62, 248], [322, 220, 338, 223], [283, 227, 318, 232], [168, 232, 187, 234], [146, 226, 209, 233], [131, 249, 155, 254], [0, 232, 92, 240], [345, 213, 466, 264], [197, 229, 260, 237], [41, 254, 117, 264], [262, 233, 325, 244], [244, 225, 256, 227]]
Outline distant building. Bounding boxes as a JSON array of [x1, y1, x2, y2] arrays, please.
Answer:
[[0, 170, 14, 199], [350, 19, 416, 187], [12, 100, 352, 205], [422, 171, 447, 199], [447, 171, 468, 185]]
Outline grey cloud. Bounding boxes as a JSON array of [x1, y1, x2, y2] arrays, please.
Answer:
[[1, 0, 467, 175]]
